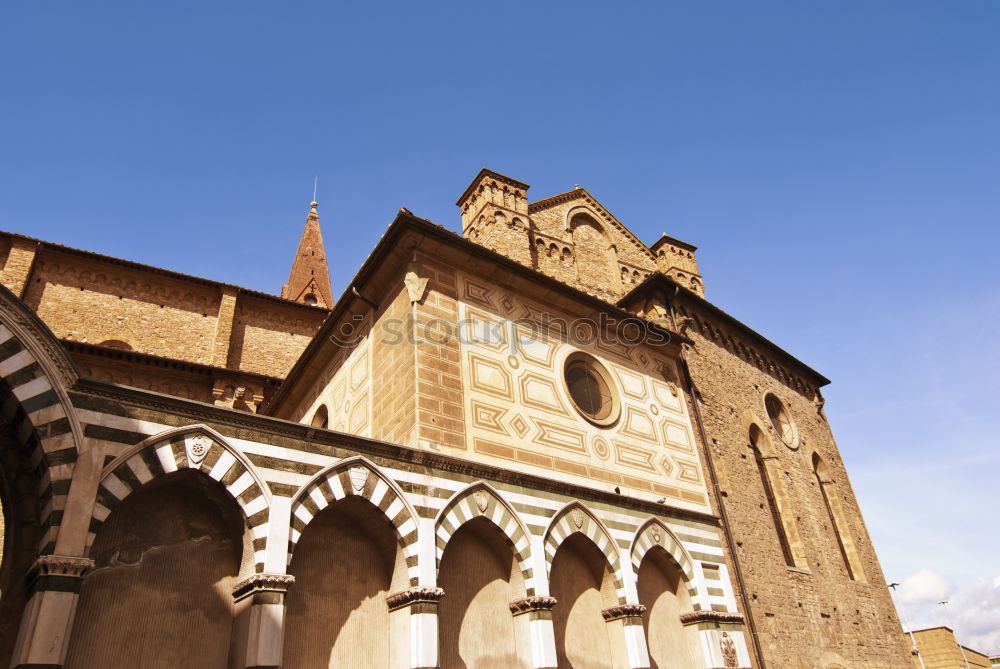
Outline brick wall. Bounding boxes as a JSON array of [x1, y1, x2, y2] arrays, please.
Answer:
[[22, 251, 221, 365], [0, 235, 327, 384], [676, 297, 913, 668], [371, 281, 417, 447], [227, 294, 324, 378], [412, 254, 466, 452]]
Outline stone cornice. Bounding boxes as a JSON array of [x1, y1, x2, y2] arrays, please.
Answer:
[[456, 168, 530, 208], [231, 573, 296, 601], [509, 596, 557, 615], [72, 378, 722, 527], [679, 610, 746, 626], [386, 587, 445, 611], [65, 340, 283, 384], [617, 273, 829, 392]]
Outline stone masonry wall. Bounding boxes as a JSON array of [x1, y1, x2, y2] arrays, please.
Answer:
[[412, 253, 466, 452], [227, 294, 324, 378], [22, 252, 221, 364], [676, 298, 913, 669], [0, 235, 326, 384], [371, 280, 417, 447]]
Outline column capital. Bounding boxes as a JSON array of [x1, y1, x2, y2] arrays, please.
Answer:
[[385, 586, 445, 612], [232, 573, 295, 603], [601, 603, 646, 624], [509, 595, 557, 617], [28, 554, 95, 593]]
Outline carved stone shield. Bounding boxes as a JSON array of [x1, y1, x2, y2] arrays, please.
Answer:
[[348, 466, 369, 493], [474, 490, 488, 513], [187, 435, 211, 466], [572, 508, 584, 530]]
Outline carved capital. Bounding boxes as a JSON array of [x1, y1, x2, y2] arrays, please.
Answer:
[[27, 555, 95, 594], [232, 573, 296, 602], [679, 610, 746, 626], [509, 596, 557, 616], [385, 587, 445, 612], [31, 555, 94, 578], [601, 603, 646, 622]]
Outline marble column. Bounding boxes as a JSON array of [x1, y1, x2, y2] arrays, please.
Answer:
[[602, 603, 651, 669], [509, 595, 558, 669], [232, 573, 296, 669], [11, 555, 94, 669], [680, 610, 752, 669], [385, 586, 445, 669]]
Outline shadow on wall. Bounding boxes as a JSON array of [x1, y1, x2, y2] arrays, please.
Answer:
[[638, 548, 702, 669], [438, 516, 525, 668], [283, 496, 405, 669], [550, 533, 618, 669], [64, 470, 248, 669]]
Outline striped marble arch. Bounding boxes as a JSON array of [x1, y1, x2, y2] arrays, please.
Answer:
[[89, 425, 271, 572], [0, 294, 83, 556], [434, 481, 535, 596], [630, 517, 700, 602], [543, 501, 626, 605], [288, 456, 420, 586]]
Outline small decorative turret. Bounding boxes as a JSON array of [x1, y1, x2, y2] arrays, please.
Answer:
[[457, 169, 533, 266], [650, 233, 704, 296]]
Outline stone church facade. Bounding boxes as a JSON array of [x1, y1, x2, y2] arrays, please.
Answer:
[[0, 170, 912, 668]]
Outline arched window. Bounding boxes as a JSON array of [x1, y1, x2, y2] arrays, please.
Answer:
[[750, 424, 808, 569], [310, 404, 328, 429], [98, 339, 133, 351], [813, 453, 866, 582], [764, 394, 798, 448]]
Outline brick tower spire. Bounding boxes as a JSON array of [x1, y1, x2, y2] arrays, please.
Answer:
[[281, 200, 333, 308]]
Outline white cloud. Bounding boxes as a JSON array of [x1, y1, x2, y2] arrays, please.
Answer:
[[896, 569, 1000, 656], [898, 568, 953, 605]]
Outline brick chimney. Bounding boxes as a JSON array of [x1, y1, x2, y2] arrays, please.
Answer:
[[457, 169, 533, 266], [281, 200, 333, 307]]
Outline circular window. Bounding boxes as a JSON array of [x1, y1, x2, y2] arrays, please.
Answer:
[[563, 352, 620, 427], [764, 394, 798, 448]]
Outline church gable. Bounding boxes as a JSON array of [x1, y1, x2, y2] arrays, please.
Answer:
[[456, 170, 662, 303]]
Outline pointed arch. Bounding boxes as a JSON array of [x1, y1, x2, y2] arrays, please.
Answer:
[[0, 285, 84, 554], [743, 409, 809, 570], [89, 424, 271, 572], [434, 481, 534, 595], [544, 501, 625, 604], [812, 452, 866, 582], [630, 517, 695, 584], [288, 455, 419, 586]]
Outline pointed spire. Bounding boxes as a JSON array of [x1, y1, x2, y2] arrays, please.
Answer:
[[280, 199, 333, 308]]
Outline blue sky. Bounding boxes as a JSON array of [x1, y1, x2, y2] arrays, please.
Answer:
[[3, 0, 998, 651]]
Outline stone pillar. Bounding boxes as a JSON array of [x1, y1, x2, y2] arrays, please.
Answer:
[[231, 573, 296, 669], [602, 604, 650, 669], [680, 610, 752, 669], [386, 586, 445, 669], [10, 555, 94, 669], [509, 596, 558, 669]]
